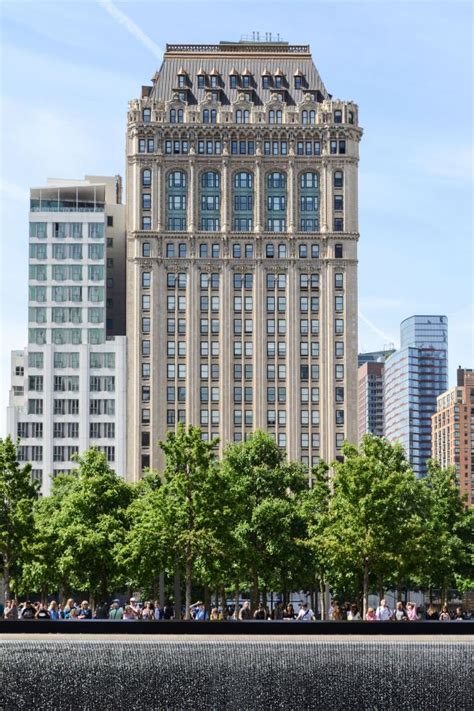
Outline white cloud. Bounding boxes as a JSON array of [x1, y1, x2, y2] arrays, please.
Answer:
[[97, 0, 163, 60]]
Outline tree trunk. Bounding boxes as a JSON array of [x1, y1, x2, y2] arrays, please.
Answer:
[[319, 579, 325, 619], [219, 586, 226, 611], [2, 571, 9, 603], [442, 578, 448, 606], [377, 575, 383, 602], [363, 558, 369, 618], [251, 568, 259, 610], [184, 557, 192, 620], [159, 571, 165, 607], [234, 584, 240, 618], [262, 589, 267, 610], [204, 585, 210, 615], [174, 564, 182, 620], [397, 580, 402, 602]]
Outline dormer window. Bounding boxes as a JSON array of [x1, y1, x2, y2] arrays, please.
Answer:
[[274, 76, 283, 89], [170, 108, 184, 124], [262, 76, 271, 89], [230, 75, 238, 89], [294, 76, 302, 89], [178, 75, 186, 88], [210, 76, 218, 88], [198, 75, 206, 89], [242, 75, 251, 89]]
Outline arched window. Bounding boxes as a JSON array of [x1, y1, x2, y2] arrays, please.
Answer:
[[166, 170, 187, 231], [266, 172, 286, 232], [334, 171, 344, 188], [236, 109, 250, 124], [200, 171, 220, 232], [301, 109, 315, 125], [299, 172, 319, 233], [233, 172, 254, 232], [142, 169, 151, 187], [203, 109, 210, 124], [170, 108, 183, 124], [269, 109, 282, 125], [168, 170, 186, 188], [211, 109, 217, 124]]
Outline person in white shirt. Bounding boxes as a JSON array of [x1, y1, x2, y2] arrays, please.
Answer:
[[375, 599, 392, 621], [296, 603, 315, 621]]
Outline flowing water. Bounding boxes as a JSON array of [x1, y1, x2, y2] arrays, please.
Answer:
[[0, 637, 472, 710]]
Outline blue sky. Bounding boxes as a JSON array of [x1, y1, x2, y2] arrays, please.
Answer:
[[1, 0, 473, 433]]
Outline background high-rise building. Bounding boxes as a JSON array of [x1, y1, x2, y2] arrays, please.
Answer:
[[358, 361, 385, 442], [126, 39, 362, 480], [6, 176, 127, 494], [357, 349, 394, 442], [384, 315, 448, 477], [432, 367, 473, 506], [358, 349, 395, 367]]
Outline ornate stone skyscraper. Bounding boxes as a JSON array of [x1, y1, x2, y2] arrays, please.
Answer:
[[126, 39, 362, 480]]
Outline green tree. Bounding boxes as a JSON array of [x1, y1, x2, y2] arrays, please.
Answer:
[[120, 473, 169, 597], [47, 449, 133, 604], [222, 431, 308, 608], [299, 461, 333, 617], [327, 435, 426, 616], [159, 424, 224, 619], [18, 494, 63, 602], [0, 436, 38, 600], [421, 460, 473, 603]]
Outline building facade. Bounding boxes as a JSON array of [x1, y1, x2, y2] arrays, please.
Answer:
[[432, 367, 473, 506], [358, 360, 385, 442], [6, 176, 127, 495], [126, 40, 362, 480], [358, 349, 395, 367], [357, 350, 394, 442], [384, 315, 448, 478]]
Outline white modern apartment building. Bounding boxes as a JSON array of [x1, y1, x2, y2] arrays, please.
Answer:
[[126, 39, 362, 479], [6, 176, 127, 494]]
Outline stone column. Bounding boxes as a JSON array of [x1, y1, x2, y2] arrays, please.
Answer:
[[287, 157, 295, 234], [254, 156, 262, 233], [188, 158, 195, 233], [221, 157, 229, 233], [287, 267, 299, 461], [154, 163, 162, 232]]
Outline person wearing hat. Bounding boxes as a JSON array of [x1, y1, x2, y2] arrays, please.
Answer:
[[109, 600, 124, 620], [129, 597, 141, 619], [78, 601, 92, 620]]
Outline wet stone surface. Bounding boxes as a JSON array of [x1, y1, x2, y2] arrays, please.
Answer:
[[0, 638, 472, 710]]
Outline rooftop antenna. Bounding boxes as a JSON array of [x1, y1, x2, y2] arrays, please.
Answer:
[[252, 31, 255, 41], [269, 31, 272, 41], [277, 33, 280, 41], [257, 31, 260, 41]]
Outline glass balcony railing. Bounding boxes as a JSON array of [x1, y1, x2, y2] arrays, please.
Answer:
[[30, 202, 105, 212]]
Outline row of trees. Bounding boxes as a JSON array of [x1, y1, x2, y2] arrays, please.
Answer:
[[1, 430, 472, 617]]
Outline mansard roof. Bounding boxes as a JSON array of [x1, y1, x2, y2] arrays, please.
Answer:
[[150, 40, 329, 104]]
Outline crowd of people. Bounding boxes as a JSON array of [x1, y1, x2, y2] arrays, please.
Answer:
[[1, 596, 470, 621]]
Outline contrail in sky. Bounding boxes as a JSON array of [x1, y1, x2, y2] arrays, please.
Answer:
[[359, 311, 397, 346], [97, 0, 163, 60]]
